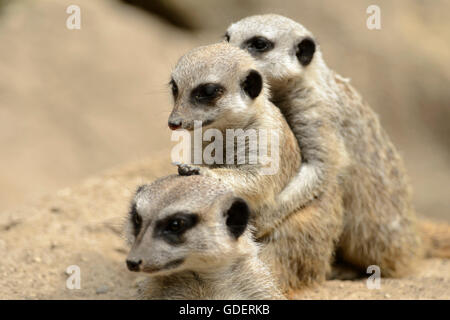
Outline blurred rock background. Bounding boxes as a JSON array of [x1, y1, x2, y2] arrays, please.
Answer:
[[0, 0, 449, 221]]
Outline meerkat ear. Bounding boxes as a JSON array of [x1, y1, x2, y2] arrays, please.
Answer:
[[241, 70, 263, 99], [225, 198, 250, 239], [296, 37, 316, 66]]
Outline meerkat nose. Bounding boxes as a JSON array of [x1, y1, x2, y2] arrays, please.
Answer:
[[168, 120, 182, 130], [126, 259, 142, 272]]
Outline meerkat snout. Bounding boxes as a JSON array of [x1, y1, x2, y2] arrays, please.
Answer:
[[126, 258, 142, 272], [168, 119, 182, 130]]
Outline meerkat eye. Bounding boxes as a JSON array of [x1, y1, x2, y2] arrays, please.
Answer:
[[166, 218, 185, 233], [134, 214, 142, 228], [252, 38, 268, 50], [202, 84, 218, 97], [245, 36, 274, 53], [191, 83, 225, 105], [129, 203, 142, 236], [156, 213, 199, 244], [169, 79, 178, 99], [224, 32, 230, 42]]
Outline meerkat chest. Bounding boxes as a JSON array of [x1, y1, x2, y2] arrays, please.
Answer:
[[186, 126, 280, 170]]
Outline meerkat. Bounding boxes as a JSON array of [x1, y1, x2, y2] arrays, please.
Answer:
[[225, 14, 424, 277], [167, 42, 344, 292], [124, 174, 285, 299]]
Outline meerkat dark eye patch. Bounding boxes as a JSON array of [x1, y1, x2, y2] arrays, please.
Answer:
[[129, 203, 142, 237], [224, 32, 230, 42], [244, 36, 274, 54], [225, 198, 250, 239], [155, 212, 199, 245], [169, 78, 178, 99], [296, 37, 316, 66], [190, 83, 225, 105], [241, 70, 262, 99]]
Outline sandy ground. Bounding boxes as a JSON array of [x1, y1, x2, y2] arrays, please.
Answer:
[[0, 155, 174, 300], [0, 155, 448, 300]]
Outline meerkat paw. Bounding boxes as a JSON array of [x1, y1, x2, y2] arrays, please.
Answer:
[[175, 163, 201, 176]]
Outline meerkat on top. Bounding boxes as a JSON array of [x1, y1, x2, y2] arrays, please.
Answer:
[[226, 14, 423, 277], [125, 174, 285, 299], [167, 42, 344, 292]]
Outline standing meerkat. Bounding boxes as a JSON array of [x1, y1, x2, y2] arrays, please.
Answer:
[[167, 42, 344, 292], [125, 174, 285, 299], [225, 14, 424, 277]]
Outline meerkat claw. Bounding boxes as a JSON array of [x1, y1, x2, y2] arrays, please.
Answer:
[[177, 164, 201, 176]]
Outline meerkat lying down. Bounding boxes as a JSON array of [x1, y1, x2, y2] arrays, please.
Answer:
[[167, 42, 344, 292], [124, 174, 285, 300]]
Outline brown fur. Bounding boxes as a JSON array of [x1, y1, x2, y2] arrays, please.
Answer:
[[169, 43, 344, 292], [419, 220, 450, 259], [227, 14, 428, 279]]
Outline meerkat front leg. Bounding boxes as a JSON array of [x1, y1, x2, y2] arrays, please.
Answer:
[[275, 123, 348, 219]]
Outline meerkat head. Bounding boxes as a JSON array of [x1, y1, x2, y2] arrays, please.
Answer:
[[226, 14, 320, 88], [168, 42, 267, 131], [125, 175, 252, 276]]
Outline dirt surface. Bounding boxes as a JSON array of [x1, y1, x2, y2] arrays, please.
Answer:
[[0, 155, 174, 299], [0, 155, 448, 300]]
